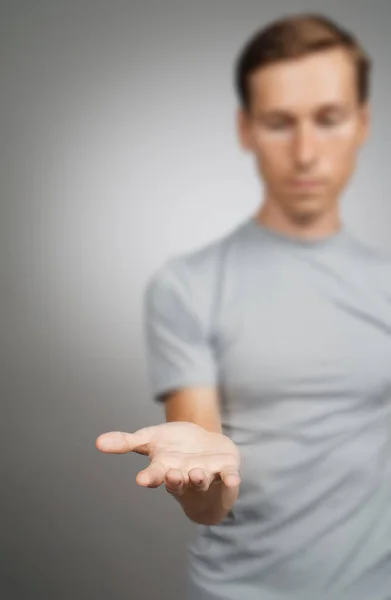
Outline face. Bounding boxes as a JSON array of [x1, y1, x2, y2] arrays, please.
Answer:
[[238, 48, 369, 223]]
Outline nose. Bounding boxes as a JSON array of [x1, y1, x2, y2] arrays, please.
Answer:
[[293, 124, 317, 169]]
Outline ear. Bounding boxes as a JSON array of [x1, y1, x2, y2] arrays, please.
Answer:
[[358, 101, 370, 144], [236, 107, 253, 152]]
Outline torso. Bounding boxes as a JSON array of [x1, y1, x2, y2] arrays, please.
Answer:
[[179, 217, 391, 600]]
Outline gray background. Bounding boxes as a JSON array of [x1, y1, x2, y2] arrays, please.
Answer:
[[2, 1, 390, 598]]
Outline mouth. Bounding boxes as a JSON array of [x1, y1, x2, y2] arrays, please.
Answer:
[[287, 178, 324, 189]]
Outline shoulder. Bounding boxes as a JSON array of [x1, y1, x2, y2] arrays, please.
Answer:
[[143, 219, 250, 332], [347, 233, 391, 268], [145, 219, 248, 298], [346, 233, 391, 296]]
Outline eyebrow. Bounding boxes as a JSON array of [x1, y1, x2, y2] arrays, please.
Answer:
[[256, 103, 350, 120], [316, 103, 350, 114]]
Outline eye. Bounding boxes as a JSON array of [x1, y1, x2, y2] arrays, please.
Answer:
[[318, 113, 343, 127], [265, 119, 291, 131]]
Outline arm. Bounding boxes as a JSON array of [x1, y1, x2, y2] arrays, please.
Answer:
[[162, 386, 240, 525], [97, 261, 240, 525], [96, 386, 240, 526], [142, 260, 240, 525]]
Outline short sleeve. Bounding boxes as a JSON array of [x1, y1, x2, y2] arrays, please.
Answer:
[[143, 260, 217, 402]]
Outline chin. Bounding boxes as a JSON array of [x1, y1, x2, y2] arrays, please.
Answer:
[[286, 204, 326, 225]]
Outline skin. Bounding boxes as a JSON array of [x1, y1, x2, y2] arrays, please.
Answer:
[[96, 421, 241, 525], [95, 47, 370, 522], [130, 424, 239, 492], [237, 47, 370, 240]]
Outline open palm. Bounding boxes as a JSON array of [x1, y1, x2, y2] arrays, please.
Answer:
[[96, 421, 241, 494]]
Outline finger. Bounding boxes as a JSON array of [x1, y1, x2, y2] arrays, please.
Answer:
[[164, 468, 185, 496], [188, 467, 211, 492], [220, 466, 241, 488], [95, 427, 158, 455], [136, 461, 166, 488]]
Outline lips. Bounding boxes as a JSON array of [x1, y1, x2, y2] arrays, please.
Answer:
[[289, 179, 324, 188]]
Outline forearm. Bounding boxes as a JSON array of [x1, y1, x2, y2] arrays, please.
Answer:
[[173, 481, 239, 525]]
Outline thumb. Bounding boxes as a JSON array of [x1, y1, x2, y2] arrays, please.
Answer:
[[95, 427, 158, 455]]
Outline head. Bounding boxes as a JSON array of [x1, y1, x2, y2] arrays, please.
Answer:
[[235, 13, 371, 226]]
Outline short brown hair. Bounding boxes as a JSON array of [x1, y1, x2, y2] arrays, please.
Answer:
[[234, 13, 372, 110]]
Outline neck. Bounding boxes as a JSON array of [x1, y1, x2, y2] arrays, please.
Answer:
[[255, 197, 342, 242]]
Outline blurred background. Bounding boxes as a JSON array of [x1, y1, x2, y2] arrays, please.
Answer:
[[2, 1, 391, 598]]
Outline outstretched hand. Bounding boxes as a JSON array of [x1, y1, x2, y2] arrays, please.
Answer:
[[95, 421, 241, 496]]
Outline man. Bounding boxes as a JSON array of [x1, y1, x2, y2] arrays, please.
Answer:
[[96, 13, 391, 600]]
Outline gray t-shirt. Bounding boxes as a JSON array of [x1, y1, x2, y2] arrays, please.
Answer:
[[143, 216, 391, 600]]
